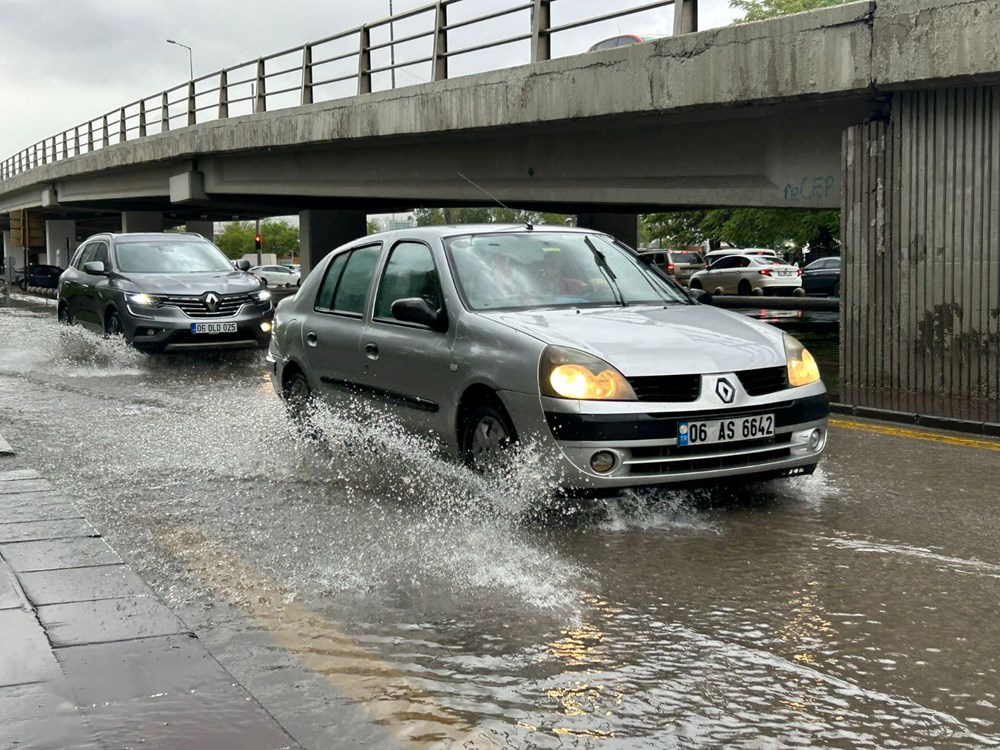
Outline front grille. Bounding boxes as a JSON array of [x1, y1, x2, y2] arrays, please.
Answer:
[[626, 433, 793, 475], [161, 292, 258, 318], [736, 366, 788, 396], [627, 374, 701, 402]]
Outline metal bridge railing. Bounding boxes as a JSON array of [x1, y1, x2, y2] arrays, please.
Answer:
[[0, 0, 697, 182]]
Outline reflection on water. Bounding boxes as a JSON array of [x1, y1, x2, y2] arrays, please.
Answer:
[[1, 306, 999, 749]]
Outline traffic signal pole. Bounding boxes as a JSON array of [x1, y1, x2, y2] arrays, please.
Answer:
[[255, 219, 262, 266]]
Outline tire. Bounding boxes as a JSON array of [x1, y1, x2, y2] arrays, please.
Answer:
[[689, 279, 702, 290], [460, 400, 519, 474], [793, 287, 806, 297], [57, 303, 73, 325], [832, 280, 841, 297], [738, 280, 752, 296], [283, 371, 317, 434], [105, 309, 127, 340]]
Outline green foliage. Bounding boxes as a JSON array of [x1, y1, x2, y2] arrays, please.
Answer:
[[214, 219, 300, 260], [641, 208, 840, 252], [414, 207, 568, 227], [367, 220, 380, 235], [731, 0, 852, 22]]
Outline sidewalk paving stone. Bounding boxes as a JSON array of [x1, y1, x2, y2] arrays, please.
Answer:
[[0, 537, 121, 572], [0, 564, 22, 609], [38, 596, 193, 647], [0, 478, 55, 494], [0, 608, 65, 687], [1, 494, 83, 523], [0, 469, 40, 481], [0, 517, 97, 544], [0, 682, 100, 750], [21, 564, 152, 606]]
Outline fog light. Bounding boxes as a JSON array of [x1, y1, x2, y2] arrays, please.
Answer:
[[146, 329, 156, 336], [590, 451, 616, 474], [260, 321, 272, 333], [808, 429, 825, 452]]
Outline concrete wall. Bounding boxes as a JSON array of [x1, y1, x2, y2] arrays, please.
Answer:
[[842, 84, 1000, 425]]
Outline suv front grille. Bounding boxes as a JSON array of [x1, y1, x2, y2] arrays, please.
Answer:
[[626, 374, 701, 402], [161, 293, 258, 318], [736, 366, 788, 396]]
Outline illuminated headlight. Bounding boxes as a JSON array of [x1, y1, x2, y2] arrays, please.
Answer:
[[128, 293, 161, 307], [784, 333, 821, 387], [257, 289, 271, 301], [259, 321, 272, 333], [539, 346, 636, 401]]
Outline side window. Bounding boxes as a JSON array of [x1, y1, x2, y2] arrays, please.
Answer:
[[70, 245, 87, 269], [737, 257, 752, 268], [314, 245, 381, 316], [92, 242, 110, 267], [374, 242, 443, 321], [711, 256, 737, 270], [76, 243, 99, 269]]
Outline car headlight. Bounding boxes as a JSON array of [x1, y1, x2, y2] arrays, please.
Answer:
[[257, 289, 271, 301], [539, 346, 637, 401], [128, 293, 161, 307], [784, 333, 821, 387]]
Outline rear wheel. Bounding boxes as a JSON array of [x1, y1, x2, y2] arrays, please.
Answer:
[[832, 280, 841, 297], [738, 280, 752, 296], [460, 401, 518, 474]]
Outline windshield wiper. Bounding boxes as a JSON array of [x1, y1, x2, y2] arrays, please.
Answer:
[[584, 236, 626, 306]]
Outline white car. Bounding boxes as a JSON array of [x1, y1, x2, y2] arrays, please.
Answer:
[[251, 264, 301, 287], [702, 247, 779, 267], [689, 254, 803, 296]]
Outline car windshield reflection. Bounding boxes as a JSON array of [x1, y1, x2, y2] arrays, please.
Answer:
[[114, 240, 235, 274], [444, 232, 689, 311]]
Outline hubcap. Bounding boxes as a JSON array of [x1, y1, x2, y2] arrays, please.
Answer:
[[471, 416, 509, 467]]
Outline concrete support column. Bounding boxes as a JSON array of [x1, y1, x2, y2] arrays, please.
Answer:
[[2, 230, 15, 282], [299, 209, 367, 277], [121, 211, 163, 233], [842, 85, 1000, 426], [184, 220, 215, 241], [44, 220, 76, 267], [575, 212, 640, 250]]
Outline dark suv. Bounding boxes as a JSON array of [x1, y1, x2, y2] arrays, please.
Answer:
[[58, 232, 273, 351]]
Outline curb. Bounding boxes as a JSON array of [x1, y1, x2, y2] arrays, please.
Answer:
[[0, 432, 12, 456], [830, 402, 1000, 439]]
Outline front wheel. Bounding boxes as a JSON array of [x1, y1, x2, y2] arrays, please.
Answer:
[[105, 309, 127, 340], [832, 280, 841, 297], [57, 303, 73, 325], [283, 371, 318, 435], [460, 401, 518, 474]]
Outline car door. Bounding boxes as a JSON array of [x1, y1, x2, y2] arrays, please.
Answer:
[[301, 244, 382, 403], [705, 255, 739, 293], [357, 240, 455, 436], [67, 242, 104, 328]]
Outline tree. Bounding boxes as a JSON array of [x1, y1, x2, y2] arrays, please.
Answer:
[[730, 0, 852, 21], [641, 208, 839, 253], [414, 206, 568, 227], [214, 219, 300, 261]]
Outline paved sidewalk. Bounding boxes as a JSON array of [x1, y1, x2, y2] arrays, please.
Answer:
[[0, 441, 300, 749]]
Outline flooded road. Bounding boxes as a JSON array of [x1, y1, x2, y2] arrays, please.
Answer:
[[1, 300, 999, 748]]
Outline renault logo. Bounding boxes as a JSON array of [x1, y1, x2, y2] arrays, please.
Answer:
[[204, 292, 220, 312], [715, 377, 736, 404]]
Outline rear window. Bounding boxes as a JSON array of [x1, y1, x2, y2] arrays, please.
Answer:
[[671, 251, 703, 263]]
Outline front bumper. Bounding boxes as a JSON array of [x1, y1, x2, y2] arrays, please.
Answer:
[[501, 383, 829, 490], [123, 300, 273, 350]]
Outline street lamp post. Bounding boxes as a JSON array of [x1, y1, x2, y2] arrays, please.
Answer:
[[166, 39, 193, 80]]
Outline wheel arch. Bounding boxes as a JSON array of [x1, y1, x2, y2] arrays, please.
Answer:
[[455, 383, 509, 439]]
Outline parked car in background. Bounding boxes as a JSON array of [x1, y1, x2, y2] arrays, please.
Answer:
[[15, 264, 64, 289], [801, 256, 841, 296], [703, 248, 779, 267], [58, 232, 272, 352], [268, 225, 828, 492], [588, 34, 666, 52], [689, 254, 804, 296], [282, 263, 301, 274], [639, 249, 706, 286], [251, 264, 301, 287]]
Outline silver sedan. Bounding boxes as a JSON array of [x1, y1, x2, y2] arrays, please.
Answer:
[[267, 226, 828, 491]]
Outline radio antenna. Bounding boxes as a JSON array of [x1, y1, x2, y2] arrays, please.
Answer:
[[457, 171, 533, 230]]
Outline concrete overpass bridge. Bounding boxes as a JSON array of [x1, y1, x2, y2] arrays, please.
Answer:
[[1, 0, 998, 427]]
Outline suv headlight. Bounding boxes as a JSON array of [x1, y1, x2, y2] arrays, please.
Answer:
[[784, 333, 820, 387], [128, 293, 163, 307], [257, 289, 271, 301], [539, 346, 637, 401]]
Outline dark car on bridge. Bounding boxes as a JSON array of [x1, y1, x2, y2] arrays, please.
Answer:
[[801, 256, 841, 296], [57, 232, 273, 352], [587, 34, 666, 52], [15, 264, 64, 289]]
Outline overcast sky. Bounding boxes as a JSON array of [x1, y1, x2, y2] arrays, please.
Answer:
[[0, 0, 740, 160]]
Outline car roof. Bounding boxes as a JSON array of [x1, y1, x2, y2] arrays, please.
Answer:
[[360, 224, 609, 242], [82, 232, 208, 243]]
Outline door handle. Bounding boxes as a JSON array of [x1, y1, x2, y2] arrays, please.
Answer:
[[364, 342, 379, 360], [306, 331, 318, 347]]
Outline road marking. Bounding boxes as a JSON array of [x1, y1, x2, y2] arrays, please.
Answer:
[[157, 525, 501, 749], [829, 418, 1000, 452]]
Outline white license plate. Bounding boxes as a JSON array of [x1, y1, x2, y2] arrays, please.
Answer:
[[191, 322, 238, 334], [678, 414, 775, 446]]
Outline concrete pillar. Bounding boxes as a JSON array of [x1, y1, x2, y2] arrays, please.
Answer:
[[841, 85, 1000, 426], [184, 220, 215, 241], [2, 230, 15, 282], [575, 212, 640, 250], [299, 209, 367, 277], [45, 220, 76, 267], [121, 211, 163, 233]]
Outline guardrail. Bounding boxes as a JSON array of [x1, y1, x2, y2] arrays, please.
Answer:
[[0, 0, 696, 182]]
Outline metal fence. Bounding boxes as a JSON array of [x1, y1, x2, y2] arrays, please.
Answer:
[[0, 0, 696, 182]]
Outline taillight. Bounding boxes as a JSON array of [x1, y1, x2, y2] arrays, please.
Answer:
[[667, 263, 675, 272], [758, 268, 772, 276], [797, 268, 803, 276]]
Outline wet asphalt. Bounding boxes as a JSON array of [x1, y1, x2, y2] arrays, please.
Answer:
[[0, 295, 999, 749]]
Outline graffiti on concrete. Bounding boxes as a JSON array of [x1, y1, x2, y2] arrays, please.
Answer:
[[784, 176, 836, 202]]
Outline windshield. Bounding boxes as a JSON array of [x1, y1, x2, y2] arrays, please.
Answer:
[[114, 240, 234, 274], [444, 232, 690, 311]]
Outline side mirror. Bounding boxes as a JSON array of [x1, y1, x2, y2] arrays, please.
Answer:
[[391, 298, 448, 333], [687, 288, 713, 304], [235, 259, 251, 271], [82, 261, 107, 275]]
